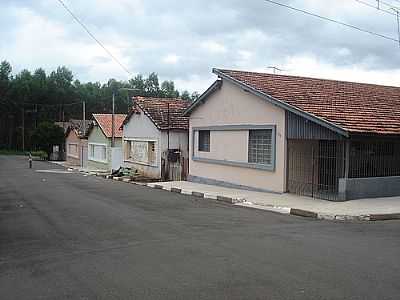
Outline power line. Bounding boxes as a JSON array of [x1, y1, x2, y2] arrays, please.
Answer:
[[23, 101, 83, 108], [264, 0, 400, 44], [56, 0, 133, 76], [376, 0, 400, 11], [355, 0, 397, 16]]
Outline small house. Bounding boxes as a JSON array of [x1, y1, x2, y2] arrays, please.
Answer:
[[65, 122, 89, 168], [184, 68, 400, 201], [87, 114, 126, 172], [122, 97, 190, 180]]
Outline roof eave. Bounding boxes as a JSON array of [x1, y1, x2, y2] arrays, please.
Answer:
[[183, 79, 222, 116], [213, 68, 349, 138]]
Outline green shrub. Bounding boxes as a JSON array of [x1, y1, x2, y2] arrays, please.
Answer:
[[31, 150, 48, 160]]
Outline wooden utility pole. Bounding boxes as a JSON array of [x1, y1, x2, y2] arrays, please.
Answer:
[[82, 101, 86, 134], [111, 93, 115, 147], [22, 105, 25, 152], [167, 102, 170, 151]]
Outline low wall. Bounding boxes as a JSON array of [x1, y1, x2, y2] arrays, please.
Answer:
[[188, 175, 282, 194], [339, 176, 400, 200]]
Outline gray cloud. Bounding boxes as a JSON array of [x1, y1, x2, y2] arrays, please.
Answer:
[[2, 0, 400, 92]]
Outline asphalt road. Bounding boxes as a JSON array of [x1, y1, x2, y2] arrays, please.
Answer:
[[1, 155, 400, 300]]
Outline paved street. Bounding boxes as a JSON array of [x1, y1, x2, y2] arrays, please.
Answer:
[[1, 155, 400, 300]]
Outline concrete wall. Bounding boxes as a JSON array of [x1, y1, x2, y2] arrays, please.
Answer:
[[189, 79, 287, 193], [339, 176, 400, 200]]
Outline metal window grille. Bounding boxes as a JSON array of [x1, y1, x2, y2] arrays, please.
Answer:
[[198, 130, 210, 152], [248, 129, 272, 165], [349, 140, 400, 178]]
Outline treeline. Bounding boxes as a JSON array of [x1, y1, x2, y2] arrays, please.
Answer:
[[0, 60, 199, 150]]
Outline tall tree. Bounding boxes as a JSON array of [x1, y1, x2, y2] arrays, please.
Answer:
[[31, 122, 65, 159], [161, 80, 179, 98], [0, 60, 12, 106], [144, 72, 160, 96]]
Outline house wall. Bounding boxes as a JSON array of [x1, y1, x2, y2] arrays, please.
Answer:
[[87, 126, 121, 171], [66, 130, 81, 166], [122, 111, 162, 178], [189, 79, 287, 193]]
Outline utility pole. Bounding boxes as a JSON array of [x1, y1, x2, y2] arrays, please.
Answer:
[[35, 104, 38, 129], [82, 101, 86, 134], [111, 92, 115, 147], [22, 104, 25, 152], [167, 102, 170, 151]]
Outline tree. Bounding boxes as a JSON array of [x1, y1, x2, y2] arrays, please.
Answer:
[[181, 90, 191, 101], [0, 60, 12, 105], [0, 61, 199, 151], [129, 74, 146, 95], [31, 122, 65, 159], [191, 91, 200, 101], [144, 72, 160, 96], [161, 80, 179, 98]]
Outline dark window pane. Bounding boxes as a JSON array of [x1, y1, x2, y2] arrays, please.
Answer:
[[199, 130, 210, 152]]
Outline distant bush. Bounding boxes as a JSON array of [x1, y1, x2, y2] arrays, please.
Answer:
[[30, 150, 48, 160]]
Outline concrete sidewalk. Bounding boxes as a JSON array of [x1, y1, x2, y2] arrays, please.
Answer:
[[150, 181, 400, 221]]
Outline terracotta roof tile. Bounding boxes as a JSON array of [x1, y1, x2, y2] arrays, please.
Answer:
[[218, 69, 400, 135], [92, 114, 126, 138], [131, 97, 190, 130]]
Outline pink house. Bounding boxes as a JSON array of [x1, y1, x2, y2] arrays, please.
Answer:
[[65, 126, 88, 167]]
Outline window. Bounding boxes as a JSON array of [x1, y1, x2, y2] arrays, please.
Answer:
[[90, 144, 95, 158], [198, 130, 210, 152], [126, 140, 157, 165], [68, 143, 78, 157], [89, 144, 107, 162], [248, 129, 273, 165]]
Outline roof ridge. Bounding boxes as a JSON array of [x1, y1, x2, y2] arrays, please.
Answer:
[[216, 68, 400, 89]]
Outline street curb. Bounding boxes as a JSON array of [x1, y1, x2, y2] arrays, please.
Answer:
[[98, 176, 400, 222], [144, 183, 244, 204], [369, 213, 400, 221], [290, 208, 318, 219]]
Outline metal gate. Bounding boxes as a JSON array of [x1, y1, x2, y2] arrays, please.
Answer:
[[161, 155, 188, 181], [287, 140, 345, 201]]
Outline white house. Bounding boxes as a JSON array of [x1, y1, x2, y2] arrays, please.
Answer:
[[122, 97, 190, 179]]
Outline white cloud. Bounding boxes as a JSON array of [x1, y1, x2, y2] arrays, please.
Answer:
[[201, 41, 227, 54], [0, 6, 132, 82], [2, 0, 400, 94], [282, 55, 400, 86], [162, 54, 180, 65]]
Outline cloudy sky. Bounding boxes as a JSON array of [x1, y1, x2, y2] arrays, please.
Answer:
[[2, 0, 400, 93]]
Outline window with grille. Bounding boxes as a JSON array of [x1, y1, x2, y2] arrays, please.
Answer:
[[126, 140, 157, 165], [198, 130, 210, 152], [68, 143, 78, 157], [248, 129, 273, 165], [89, 144, 107, 162]]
